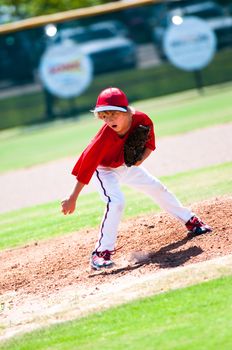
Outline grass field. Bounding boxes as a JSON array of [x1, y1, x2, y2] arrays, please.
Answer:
[[0, 82, 231, 173], [2, 276, 232, 350], [0, 161, 231, 251]]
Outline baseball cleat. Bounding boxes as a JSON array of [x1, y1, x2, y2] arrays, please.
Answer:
[[90, 250, 115, 270], [186, 215, 212, 236]]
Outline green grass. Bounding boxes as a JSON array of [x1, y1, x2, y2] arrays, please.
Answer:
[[0, 82, 232, 173], [2, 276, 232, 350], [0, 162, 231, 251], [0, 114, 99, 173], [135, 82, 232, 136]]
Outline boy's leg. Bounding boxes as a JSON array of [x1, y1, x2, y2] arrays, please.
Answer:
[[91, 167, 125, 252], [122, 166, 193, 223]]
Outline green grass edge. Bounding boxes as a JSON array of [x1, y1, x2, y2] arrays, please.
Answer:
[[1, 275, 232, 350]]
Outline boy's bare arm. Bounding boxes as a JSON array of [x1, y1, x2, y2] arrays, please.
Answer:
[[61, 181, 85, 215], [135, 147, 153, 166]]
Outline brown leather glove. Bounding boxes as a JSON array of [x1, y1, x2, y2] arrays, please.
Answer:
[[124, 125, 150, 167]]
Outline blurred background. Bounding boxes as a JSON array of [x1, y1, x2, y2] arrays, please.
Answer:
[[0, 0, 232, 130]]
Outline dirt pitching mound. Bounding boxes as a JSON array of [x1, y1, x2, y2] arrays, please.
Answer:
[[0, 196, 231, 298]]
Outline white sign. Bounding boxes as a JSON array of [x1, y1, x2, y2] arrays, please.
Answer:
[[163, 17, 216, 71], [39, 41, 93, 98]]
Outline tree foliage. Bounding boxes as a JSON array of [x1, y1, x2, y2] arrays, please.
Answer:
[[0, 0, 113, 18]]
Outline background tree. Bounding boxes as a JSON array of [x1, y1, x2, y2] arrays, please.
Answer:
[[0, 0, 112, 18]]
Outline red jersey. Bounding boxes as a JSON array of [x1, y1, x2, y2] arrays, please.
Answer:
[[72, 110, 156, 184]]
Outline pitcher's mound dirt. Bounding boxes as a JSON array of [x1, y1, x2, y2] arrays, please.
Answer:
[[0, 196, 231, 298]]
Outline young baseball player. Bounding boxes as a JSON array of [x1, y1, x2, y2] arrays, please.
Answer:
[[61, 87, 212, 270]]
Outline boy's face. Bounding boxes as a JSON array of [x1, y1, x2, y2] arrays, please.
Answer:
[[98, 110, 131, 135]]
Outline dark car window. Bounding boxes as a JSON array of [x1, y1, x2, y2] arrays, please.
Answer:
[[69, 31, 90, 43], [68, 28, 115, 43], [88, 28, 115, 40]]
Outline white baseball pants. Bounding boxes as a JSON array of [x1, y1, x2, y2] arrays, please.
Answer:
[[91, 165, 194, 252]]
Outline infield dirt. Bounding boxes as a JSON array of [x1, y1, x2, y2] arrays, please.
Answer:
[[0, 195, 232, 340]]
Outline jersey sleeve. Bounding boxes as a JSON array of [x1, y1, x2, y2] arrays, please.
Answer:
[[72, 128, 109, 184]]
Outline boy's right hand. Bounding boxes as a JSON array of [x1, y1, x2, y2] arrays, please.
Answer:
[[61, 197, 76, 215]]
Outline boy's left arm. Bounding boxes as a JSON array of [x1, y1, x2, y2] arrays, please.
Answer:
[[61, 181, 85, 215]]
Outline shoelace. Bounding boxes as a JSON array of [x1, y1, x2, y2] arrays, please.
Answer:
[[191, 217, 203, 226], [98, 246, 123, 260], [187, 216, 202, 228]]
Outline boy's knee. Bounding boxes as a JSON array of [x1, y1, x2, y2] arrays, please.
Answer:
[[152, 179, 167, 193]]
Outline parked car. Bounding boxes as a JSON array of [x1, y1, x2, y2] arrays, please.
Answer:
[[46, 22, 137, 75], [151, 1, 232, 58]]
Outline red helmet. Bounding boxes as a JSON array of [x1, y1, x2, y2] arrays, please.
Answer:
[[93, 87, 128, 112]]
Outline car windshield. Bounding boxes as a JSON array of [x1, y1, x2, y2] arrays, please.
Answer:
[[68, 31, 90, 43], [69, 28, 115, 43], [55, 26, 118, 45], [184, 7, 224, 18]]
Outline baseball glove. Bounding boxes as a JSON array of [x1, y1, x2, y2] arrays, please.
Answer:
[[124, 125, 150, 167]]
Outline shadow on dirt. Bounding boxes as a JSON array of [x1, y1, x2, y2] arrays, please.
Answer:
[[148, 236, 203, 268], [89, 236, 203, 277]]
